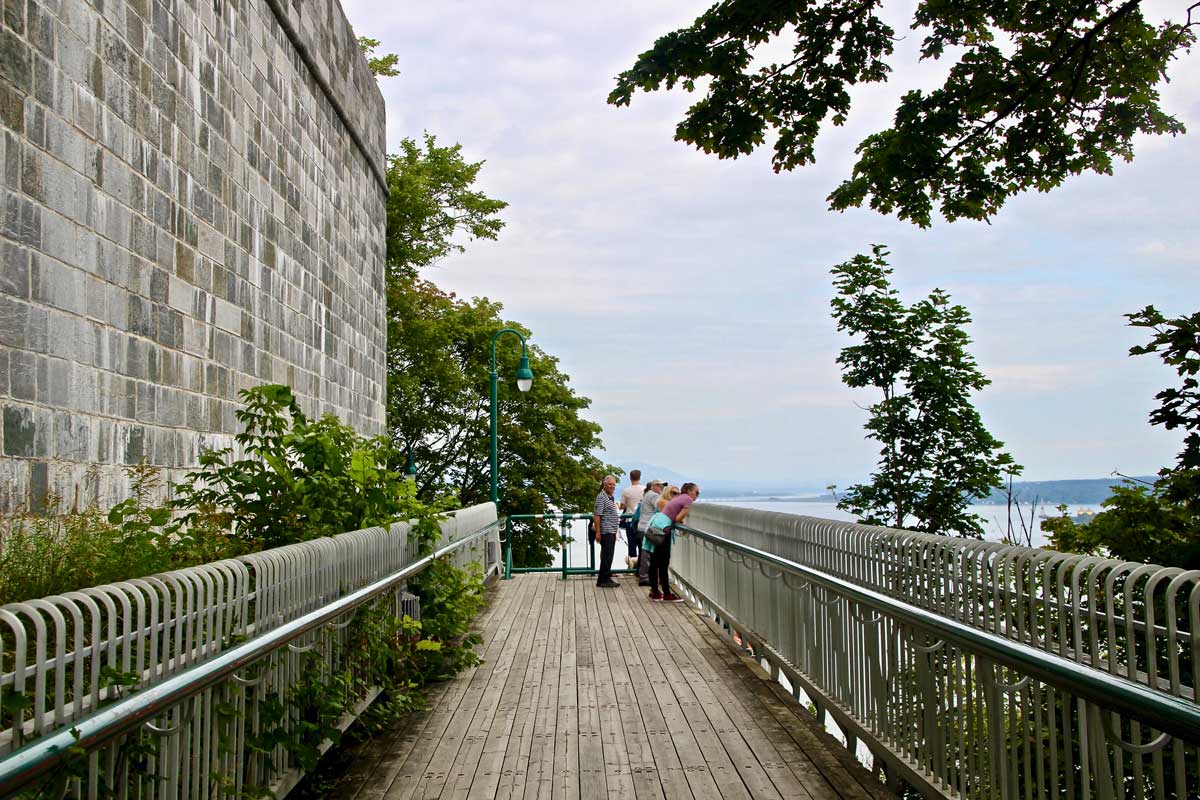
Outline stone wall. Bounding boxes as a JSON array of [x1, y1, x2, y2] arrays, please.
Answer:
[[0, 0, 388, 511]]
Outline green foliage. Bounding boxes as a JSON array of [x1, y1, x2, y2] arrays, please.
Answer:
[[384, 134, 508, 281], [173, 384, 447, 550], [387, 277, 617, 566], [0, 466, 242, 606], [830, 245, 1019, 537], [1, 382, 495, 797], [1045, 307, 1200, 567], [609, 0, 1195, 226], [357, 36, 400, 78], [409, 560, 486, 679]]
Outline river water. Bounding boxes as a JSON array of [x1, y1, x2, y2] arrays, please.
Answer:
[[709, 499, 1099, 549], [553, 498, 1096, 569]]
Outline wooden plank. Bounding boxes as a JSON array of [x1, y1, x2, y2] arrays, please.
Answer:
[[578, 580, 636, 800], [620, 590, 737, 800], [590, 581, 664, 800], [575, 579, 611, 800], [379, 574, 534, 800], [441, 568, 550, 799], [330, 578, 518, 800], [609, 585, 702, 800], [463, 571, 554, 800], [552, 579, 582, 799], [493, 575, 558, 800], [413, 575, 538, 799], [677, 603, 893, 800], [329, 680, 455, 800], [523, 576, 565, 799], [643, 597, 812, 800]]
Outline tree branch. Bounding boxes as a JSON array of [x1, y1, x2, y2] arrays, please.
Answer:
[[940, 0, 1142, 165]]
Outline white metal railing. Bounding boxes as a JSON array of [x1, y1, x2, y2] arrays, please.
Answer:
[[0, 503, 500, 798], [672, 504, 1200, 800]]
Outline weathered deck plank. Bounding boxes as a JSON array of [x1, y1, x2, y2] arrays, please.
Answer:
[[330, 573, 893, 800]]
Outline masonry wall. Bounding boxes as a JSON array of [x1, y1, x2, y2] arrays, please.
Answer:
[[0, 0, 388, 511]]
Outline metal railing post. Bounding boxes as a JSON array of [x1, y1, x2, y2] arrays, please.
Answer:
[[504, 517, 513, 580], [561, 516, 569, 580]]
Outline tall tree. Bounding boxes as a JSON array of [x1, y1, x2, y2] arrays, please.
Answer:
[[831, 246, 1019, 537], [384, 135, 508, 281], [1044, 307, 1200, 566], [388, 278, 615, 566], [609, 0, 1196, 227], [370, 96, 612, 566]]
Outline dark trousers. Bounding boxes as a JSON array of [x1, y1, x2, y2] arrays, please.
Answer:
[[649, 536, 672, 594], [597, 532, 617, 584], [623, 521, 640, 558]]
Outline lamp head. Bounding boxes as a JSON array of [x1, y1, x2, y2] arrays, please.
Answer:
[[516, 355, 533, 393]]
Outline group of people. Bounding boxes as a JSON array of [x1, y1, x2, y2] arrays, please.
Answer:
[[591, 470, 700, 602]]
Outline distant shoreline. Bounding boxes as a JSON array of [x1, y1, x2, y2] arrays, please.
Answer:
[[705, 476, 1154, 508]]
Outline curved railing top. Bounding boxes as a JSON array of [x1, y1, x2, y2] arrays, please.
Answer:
[[675, 520, 1200, 743], [0, 503, 500, 797]]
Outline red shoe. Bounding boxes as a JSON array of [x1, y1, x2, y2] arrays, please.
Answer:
[[662, 592, 685, 603], [648, 590, 664, 601]]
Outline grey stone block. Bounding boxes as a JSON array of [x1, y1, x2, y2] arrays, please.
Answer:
[[0, 239, 29, 296], [0, 28, 31, 93], [31, 252, 84, 314], [1, 0, 389, 510], [2, 403, 34, 455], [2, 187, 41, 247]]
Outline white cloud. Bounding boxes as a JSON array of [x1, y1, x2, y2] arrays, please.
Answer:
[[344, 0, 1200, 485]]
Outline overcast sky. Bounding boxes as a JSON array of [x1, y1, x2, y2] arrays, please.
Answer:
[[341, 0, 1200, 488]]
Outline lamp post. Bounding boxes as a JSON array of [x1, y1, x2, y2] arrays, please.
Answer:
[[403, 446, 417, 482], [490, 328, 533, 505]]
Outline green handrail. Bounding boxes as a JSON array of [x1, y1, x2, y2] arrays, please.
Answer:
[[502, 513, 635, 580], [674, 521, 1200, 743], [0, 519, 504, 797]]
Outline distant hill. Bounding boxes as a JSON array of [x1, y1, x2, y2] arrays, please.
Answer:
[[607, 459, 824, 496], [973, 477, 1156, 505]]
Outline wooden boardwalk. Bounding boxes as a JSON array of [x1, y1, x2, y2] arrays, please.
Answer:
[[328, 573, 892, 800]]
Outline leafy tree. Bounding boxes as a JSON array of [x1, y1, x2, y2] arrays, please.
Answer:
[[357, 33, 608, 565], [1044, 307, 1200, 566], [388, 277, 615, 566], [609, 0, 1196, 226], [830, 245, 1019, 537], [174, 385, 445, 551], [384, 135, 508, 282], [358, 36, 400, 78]]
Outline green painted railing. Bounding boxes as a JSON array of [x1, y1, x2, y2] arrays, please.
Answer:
[[502, 513, 637, 580]]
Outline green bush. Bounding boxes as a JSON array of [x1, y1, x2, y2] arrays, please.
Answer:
[[0, 465, 244, 606], [1, 384, 492, 796]]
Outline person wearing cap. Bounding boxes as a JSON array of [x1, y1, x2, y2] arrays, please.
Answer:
[[619, 469, 646, 568], [634, 479, 665, 585]]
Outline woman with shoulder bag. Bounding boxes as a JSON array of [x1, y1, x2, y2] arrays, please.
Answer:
[[643, 484, 699, 602]]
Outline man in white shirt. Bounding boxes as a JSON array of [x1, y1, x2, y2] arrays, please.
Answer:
[[619, 470, 646, 568]]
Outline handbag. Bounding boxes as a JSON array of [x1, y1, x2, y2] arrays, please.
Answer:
[[643, 524, 669, 547]]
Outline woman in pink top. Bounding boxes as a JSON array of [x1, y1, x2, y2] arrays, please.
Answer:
[[646, 482, 699, 601]]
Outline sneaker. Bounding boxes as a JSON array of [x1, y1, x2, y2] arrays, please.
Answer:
[[637, 580, 651, 587], [596, 579, 620, 588], [648, 590, 664, 601], [662, 592, 685, 603]]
